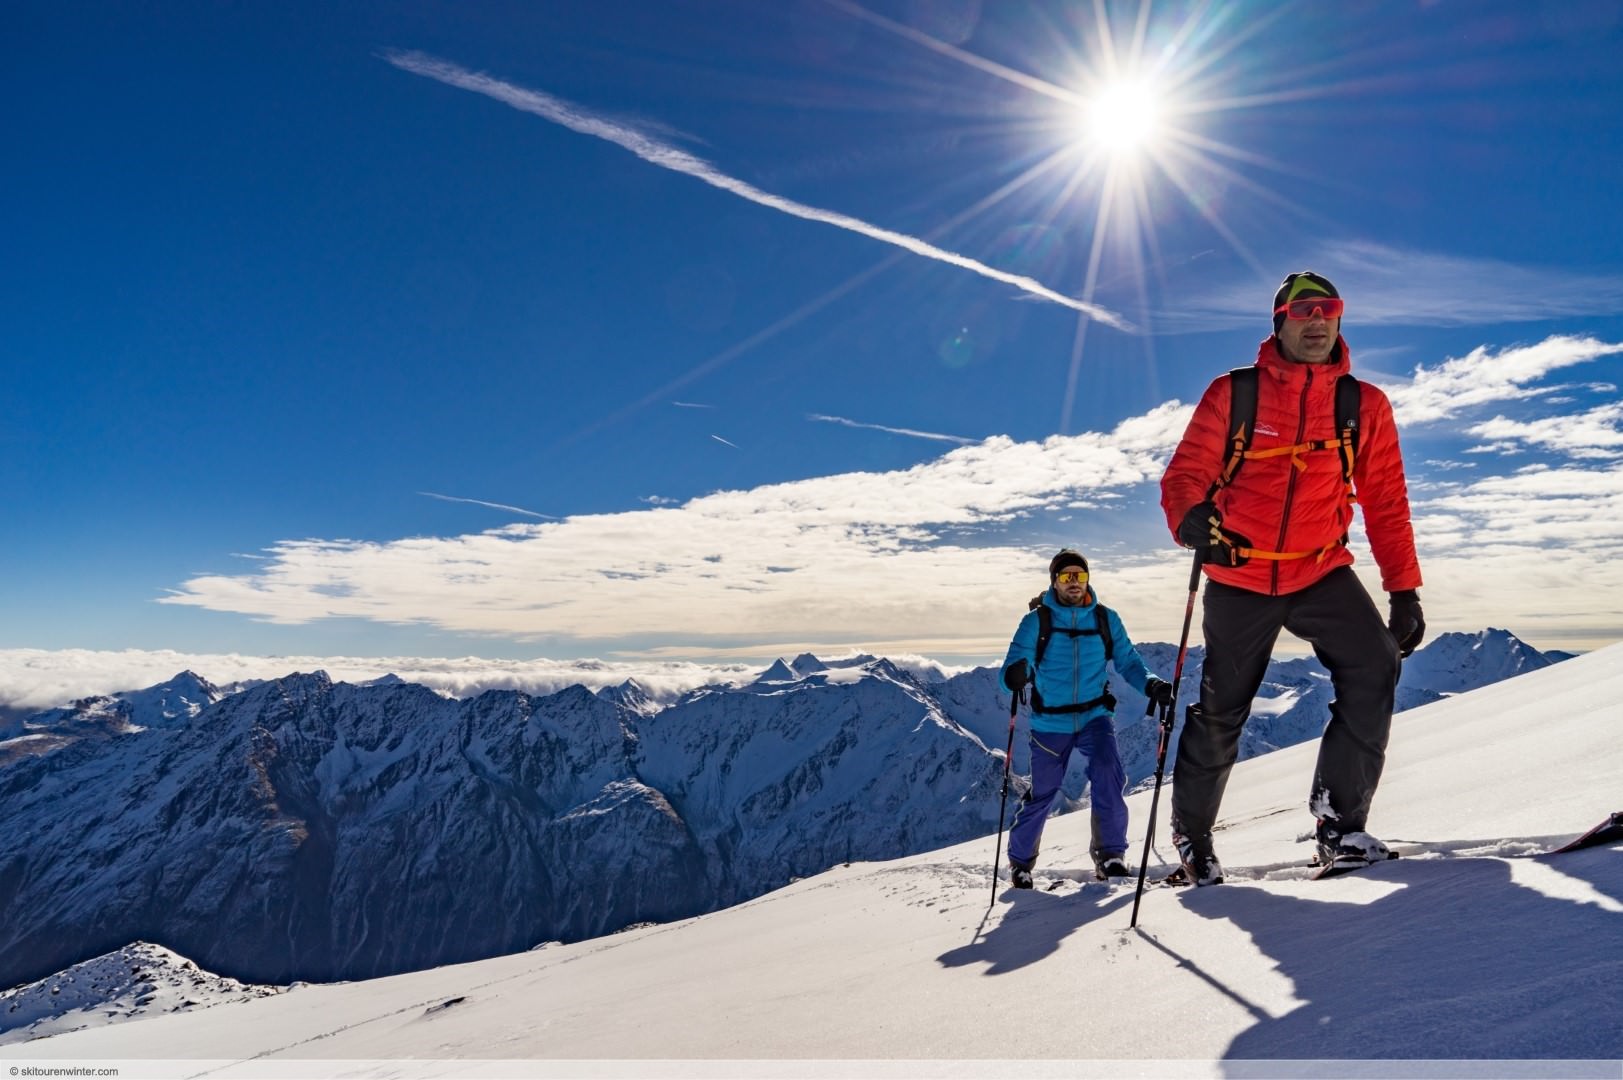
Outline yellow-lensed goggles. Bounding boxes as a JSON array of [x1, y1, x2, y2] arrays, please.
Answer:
[[1055, 570, 1089, 585]]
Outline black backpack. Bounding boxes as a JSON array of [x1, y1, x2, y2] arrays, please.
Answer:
[[1026, 597, 1116, 715]]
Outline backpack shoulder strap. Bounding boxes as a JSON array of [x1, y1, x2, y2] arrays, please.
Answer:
[[1033, 600, 1052, 668], [1335, 373, 1361, 493], [1027, 601, 1118, 716], [1210, 366, 1259, 498]]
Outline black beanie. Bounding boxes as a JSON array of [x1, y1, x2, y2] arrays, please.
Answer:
[[1272, 271, 1339, 334], [1049, 548, 1089, 580]]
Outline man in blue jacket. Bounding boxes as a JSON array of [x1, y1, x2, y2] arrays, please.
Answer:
[[1001, 549, 1175, 887]]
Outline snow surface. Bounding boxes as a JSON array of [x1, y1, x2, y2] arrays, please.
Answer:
[[0, 943, 279, 1046], [3, 644, 1620, 1077]]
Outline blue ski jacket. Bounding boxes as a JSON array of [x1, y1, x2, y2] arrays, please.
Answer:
[[1000, 588, 1160, 734]]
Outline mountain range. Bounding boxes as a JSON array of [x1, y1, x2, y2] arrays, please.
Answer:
[[0, 628, 1563, 993], [5, 640, 1616, 1064]]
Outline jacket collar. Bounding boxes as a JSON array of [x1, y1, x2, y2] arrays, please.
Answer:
[[1257, 334, 1352, 387], [1044, 587, 1096, 614]]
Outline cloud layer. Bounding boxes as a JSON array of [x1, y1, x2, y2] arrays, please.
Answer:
[[141, 335, 1623, 661], [162, 404, 1194, 648], [0, 648, 983, 713]]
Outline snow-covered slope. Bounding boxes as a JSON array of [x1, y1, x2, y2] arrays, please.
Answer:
[[7, 643, 1618, 1068], [0, 943, 278, 1046]]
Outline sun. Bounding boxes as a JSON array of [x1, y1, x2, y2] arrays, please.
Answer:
[[1082, 77, 1163, 156]]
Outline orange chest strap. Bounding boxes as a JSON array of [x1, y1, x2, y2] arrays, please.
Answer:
[[1228, 434, 1359, 504]]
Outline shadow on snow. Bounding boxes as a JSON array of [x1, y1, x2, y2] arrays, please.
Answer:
[[1164, 847, 1623, 1066]]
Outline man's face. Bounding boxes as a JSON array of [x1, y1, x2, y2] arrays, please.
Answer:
[[1277, 306, 1340, 365], [1054, 567, 1089, 605]]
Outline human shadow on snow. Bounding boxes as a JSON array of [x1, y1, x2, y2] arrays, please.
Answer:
[[938, 881, 1135, 976], [1163, 848, 1623, 1069]]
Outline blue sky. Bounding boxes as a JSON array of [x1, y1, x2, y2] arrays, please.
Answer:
[[6, 1, 1623, 699]]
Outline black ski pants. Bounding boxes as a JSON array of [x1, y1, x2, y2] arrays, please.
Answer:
[[1170, 566, 1401, 841]]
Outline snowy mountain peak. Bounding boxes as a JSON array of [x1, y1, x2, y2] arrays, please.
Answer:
[[755, 658, 799, 683], [790, 653, 828, 676], [0, 941, 279, 1046], [596, 678, 660, 716], [114, 670, 223, 728], [1398, 628, 1554, 694]]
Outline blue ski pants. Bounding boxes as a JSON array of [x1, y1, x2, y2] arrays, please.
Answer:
[[1006, 716, 1128, 869]]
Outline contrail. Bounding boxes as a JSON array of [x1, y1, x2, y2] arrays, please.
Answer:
[[384, 50, 1131, 331], [673, 401, 716, 408], [419, 491, 556, 519], [822, 0, 1082, 106], [809, 413, 977, 445], [710, 434, 740, 449]]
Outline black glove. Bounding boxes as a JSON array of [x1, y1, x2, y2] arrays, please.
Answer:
[[1145, 678, 1175, 707], [1176, 500, 1220, 548], [1388, 590, 1425, 658], [1004, 659, 1031, 693], [1176, 500, 1251, 567]]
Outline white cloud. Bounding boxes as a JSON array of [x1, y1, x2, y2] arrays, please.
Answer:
[[1387, 336, 1623, 425], [143, 339, 1623, 662], [159, 412, 1194, 653], [0, 648, 982, 713], [1466, 403, 1623, 460], [1405, 464, 1623, 647], [0, 649, 749, 712]]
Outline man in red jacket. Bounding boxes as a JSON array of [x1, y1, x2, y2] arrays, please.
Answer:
[[1159, 271, 1425, 884]]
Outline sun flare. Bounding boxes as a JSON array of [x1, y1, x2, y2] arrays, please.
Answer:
[[1084, 78, 1162, 155]]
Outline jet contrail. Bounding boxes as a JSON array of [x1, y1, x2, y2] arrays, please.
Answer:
[[808, 413, 977, 445], [384, 50, 1131, 331], [419, 491, 556, 519], [710, 434, 740, 449]]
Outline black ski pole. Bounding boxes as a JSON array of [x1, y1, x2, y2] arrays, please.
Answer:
[[1130, 550, 1203, 929], [990, 685, 1021, 904]]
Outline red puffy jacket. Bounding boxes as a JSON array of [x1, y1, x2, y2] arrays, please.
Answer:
[[1160, 337, 1423, 597]]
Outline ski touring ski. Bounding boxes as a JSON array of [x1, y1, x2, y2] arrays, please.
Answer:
[[1549, 811, 1623, 854], [1308, 811, 1622, 881], [1309, 849, 1400, 881], [1107, 813, 1621, 893]]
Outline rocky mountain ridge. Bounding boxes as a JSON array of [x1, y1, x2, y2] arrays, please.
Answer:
[[0, 629, 1562, 992]]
